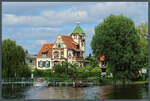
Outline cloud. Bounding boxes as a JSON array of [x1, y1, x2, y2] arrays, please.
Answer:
[[2, 2, 95, 15], [2, 26, 61, 40], [3, 14, 47, 26], [3, 2, 148, 27], [2, 2, 148, 56], [3, 9, 88, 27], [35, 40, 47, 46]]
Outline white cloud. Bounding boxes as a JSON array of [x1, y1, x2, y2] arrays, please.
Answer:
[[2, 2, 148, 56], [3, 14, 47, 26], [3, 9, 88, 27], [3, 2, 148, 27], [35, 40, 47, 45]]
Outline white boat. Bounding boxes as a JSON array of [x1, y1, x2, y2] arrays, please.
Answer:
[[34, 78, 48, 87]]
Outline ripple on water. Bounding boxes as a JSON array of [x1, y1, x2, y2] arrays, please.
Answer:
[[2, 84, 148, 99]]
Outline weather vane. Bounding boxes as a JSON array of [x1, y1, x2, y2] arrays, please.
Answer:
[[76, 13, 80, 25]]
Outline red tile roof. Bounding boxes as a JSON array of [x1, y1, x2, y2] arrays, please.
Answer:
[[37, 43, 54, 56], [37, 35, 81, 57], [62, 35, 80, 51]]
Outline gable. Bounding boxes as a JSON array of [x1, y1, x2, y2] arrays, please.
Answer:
[[53, 35, 66, 48]]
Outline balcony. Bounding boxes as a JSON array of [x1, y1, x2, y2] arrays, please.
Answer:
[[72, 57, 84, 61], [53, 56, 66, 61]]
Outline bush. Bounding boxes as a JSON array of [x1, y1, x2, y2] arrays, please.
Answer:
[[33, 69, 51, 77], [53, 64, 66, 73], [77, 66, 102, 78]]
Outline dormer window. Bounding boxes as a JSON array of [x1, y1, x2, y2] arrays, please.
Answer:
[[56, 43, 62, 48], [58, 43, 61, 48], [42, 51, 47, 56]]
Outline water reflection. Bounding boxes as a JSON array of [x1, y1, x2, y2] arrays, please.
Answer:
[[2, 84, 148, 99]]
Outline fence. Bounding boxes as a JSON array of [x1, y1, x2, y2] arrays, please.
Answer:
[[2, 78, 33, 82]]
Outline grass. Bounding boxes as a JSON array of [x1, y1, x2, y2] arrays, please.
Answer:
[[132, 80, 148, 84]]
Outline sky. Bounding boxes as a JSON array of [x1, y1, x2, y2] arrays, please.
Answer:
[[2, 2, 148, 56]]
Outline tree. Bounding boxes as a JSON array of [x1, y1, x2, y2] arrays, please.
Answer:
[[53, 64, 66, 73], [86, 56, 99, 68], [2, 39, 31, 78], [136, 22, 148, 39], [91, 14, 144, 82], [136, 22, 148, 80]]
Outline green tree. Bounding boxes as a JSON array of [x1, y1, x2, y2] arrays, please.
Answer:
[[2, 39, 31, 78], [86, 56, 99, 68], [68, 62, 78, 79], [136, 22, 148, 80], [91, 14, 144, 82], [53, 64, 66, 73], [136, 22, 148, 39]]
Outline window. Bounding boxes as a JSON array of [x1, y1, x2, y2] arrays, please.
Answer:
[[42, 52, 46, 56], [30, 59, 32, 63], [80, 53, 83, 57], [40, 61, 42, 68], [58, 43, 61, 48], [38, 61, 40, 67], [74, 35, 77, 39], [81, 42, 84, 46], [56, 43, 62, 48], [68, 53, 72, 59], [48, 61, 50, 67], [61, 51, 64, 56], [77, 45, 79, 49], [54, 51, 59, 57], [54, 61, 59, 65], [80, 35, 82, 39], [42, 61, 46, 67], [46, 61, 50, 68]]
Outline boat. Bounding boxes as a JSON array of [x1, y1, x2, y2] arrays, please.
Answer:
[[73, 81, 89, 87], [34, 78, 48, 87]]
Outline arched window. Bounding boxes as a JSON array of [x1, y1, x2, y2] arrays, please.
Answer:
[[56, 43, 62, 48], [58, 43, 61, 48]]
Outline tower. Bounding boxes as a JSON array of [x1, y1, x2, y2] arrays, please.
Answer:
[[71, 22, 86, 58]]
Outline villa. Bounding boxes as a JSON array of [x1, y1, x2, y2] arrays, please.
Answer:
[[36, 23, 86, 70]]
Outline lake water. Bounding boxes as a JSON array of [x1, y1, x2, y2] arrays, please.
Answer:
[[2, 84, 148, 99]]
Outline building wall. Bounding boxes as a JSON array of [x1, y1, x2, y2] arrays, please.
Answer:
[[71, 35, 79, 44], [68, 50, 73, 63], [64, 48, 68, 59]]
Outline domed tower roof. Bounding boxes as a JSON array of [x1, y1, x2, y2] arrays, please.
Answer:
[[72, 23, 85, 35]]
